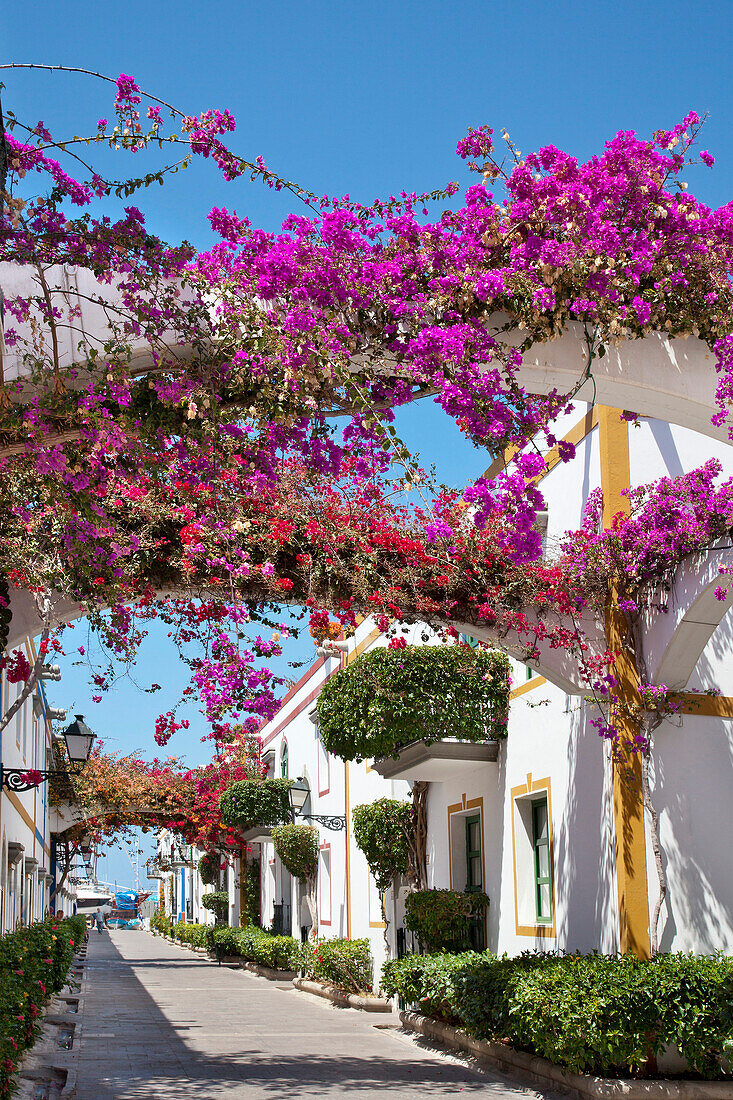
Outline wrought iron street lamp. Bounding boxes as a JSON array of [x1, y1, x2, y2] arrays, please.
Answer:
[[61, 715, 96, 765], [288, 776, 346, 831], [1, 714, 96, 792]]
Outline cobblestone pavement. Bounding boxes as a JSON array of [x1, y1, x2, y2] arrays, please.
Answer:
[[73, 929, 563, 1099]]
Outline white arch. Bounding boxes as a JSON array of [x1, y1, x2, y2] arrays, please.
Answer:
[[0, 265, 727, 442], [643, 542, 733, 689]]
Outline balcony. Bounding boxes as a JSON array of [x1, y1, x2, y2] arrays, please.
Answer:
[[372, 738, 500, 782], [240, 825, 273, 843]]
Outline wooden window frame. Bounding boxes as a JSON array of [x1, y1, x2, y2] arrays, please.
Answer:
[[511, 774, 556, 938]]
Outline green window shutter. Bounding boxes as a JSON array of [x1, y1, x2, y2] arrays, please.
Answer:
[[532, 798, 552, 923], [464, 814, 485, 950]]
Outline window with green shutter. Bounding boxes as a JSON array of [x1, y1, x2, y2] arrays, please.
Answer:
[[532, 797, 552, 923], [465, 814, 485, 950]]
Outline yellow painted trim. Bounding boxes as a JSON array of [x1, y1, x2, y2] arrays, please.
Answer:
[[509, 676, 547, 700], [446, 799, 463, 890], [669, 693, 733, 718], [598, 405, 651, 960], [447, 797, 487, 942], [482, 407, 599, 484], [348, 625, 383, 664], [3, 791, 50, 857], [510, 773, 556, 938], [368, 873, 386, 929]]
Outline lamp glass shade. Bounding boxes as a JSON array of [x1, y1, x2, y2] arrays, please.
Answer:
[[62, 715, 96, 764], [289, 778, 310, 814]]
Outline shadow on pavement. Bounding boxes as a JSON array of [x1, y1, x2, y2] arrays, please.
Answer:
[[74, 932, 538, 1099]]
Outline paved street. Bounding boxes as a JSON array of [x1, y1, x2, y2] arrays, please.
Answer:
[[73, 930, 561, 1099]]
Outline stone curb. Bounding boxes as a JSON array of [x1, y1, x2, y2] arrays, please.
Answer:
[[293, 977, 393, 1013], [15, 945, 86, 1099], [398, 1012, 733, 1100]]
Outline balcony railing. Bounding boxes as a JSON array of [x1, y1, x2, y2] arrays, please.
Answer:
[[272, 902, 291, 935]]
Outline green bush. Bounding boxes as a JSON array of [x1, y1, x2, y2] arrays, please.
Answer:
[[219, 778, 292, 831], [405, 889, 489, 953], [352, 799, 411, 892], [201, 890, 230, 923], [317, 645, 510, 761], [303, 937, 374, 994], [382, 950, 733, 1079], [271, 824, 318, 880], [210, 924, 302, 971], [172, 921, 213, 949], [382, 951, 482, 1020], [150, 907, 173, 936], [0, 917, 83, 1098]]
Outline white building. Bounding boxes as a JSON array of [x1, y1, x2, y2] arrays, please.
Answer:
[[0, 638, 73, 929], [253, 402, 733, 970]]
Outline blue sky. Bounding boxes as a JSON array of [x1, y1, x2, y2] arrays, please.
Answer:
[[4, 0, 731, 885]]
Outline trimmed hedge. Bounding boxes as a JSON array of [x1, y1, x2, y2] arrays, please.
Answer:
[[211, 924, 303, 971], [302, 937, 374, 994], [0, 916, 86, 1099], [405, 888, 489, 953], [382, 950, 733, 1079], [381, 950, 481, 1019], [172, 921, 213, 949]]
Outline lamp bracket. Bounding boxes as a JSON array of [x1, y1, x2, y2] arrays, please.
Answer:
[[0, 765, 80, 793], [296, 812, 346, 832]]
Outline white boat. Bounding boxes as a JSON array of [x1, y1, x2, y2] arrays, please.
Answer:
[[74, 882, 114, 916]]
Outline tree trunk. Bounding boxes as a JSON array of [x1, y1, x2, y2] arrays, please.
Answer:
[[407, 781, 428, 891], [641, 745, 667, 957]]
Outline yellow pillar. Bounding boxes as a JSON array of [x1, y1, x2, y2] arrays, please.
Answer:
[[597, 406, 651, 959]]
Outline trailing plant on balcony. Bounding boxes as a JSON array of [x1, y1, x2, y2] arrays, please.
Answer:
[[405, 888, 490, 953], [352, 799, 411, 892], [317, 646, 510, 762], [271, 824, 318, 935], [241, 858, 262, 927], [201, 890, 230, 923], [219, 778, 293, 831], [198, 851, 221, 886], [271, 824, 318, 880]]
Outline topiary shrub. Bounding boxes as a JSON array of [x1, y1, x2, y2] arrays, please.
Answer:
[[198, 850, 221, 886], [317, 645, 510, 761], [201, 890, 230, 924], [352, 799, 411, 892], [271, 823, 318, 880], [219, 778, 293, 831], [405, 888, 489, 953]]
